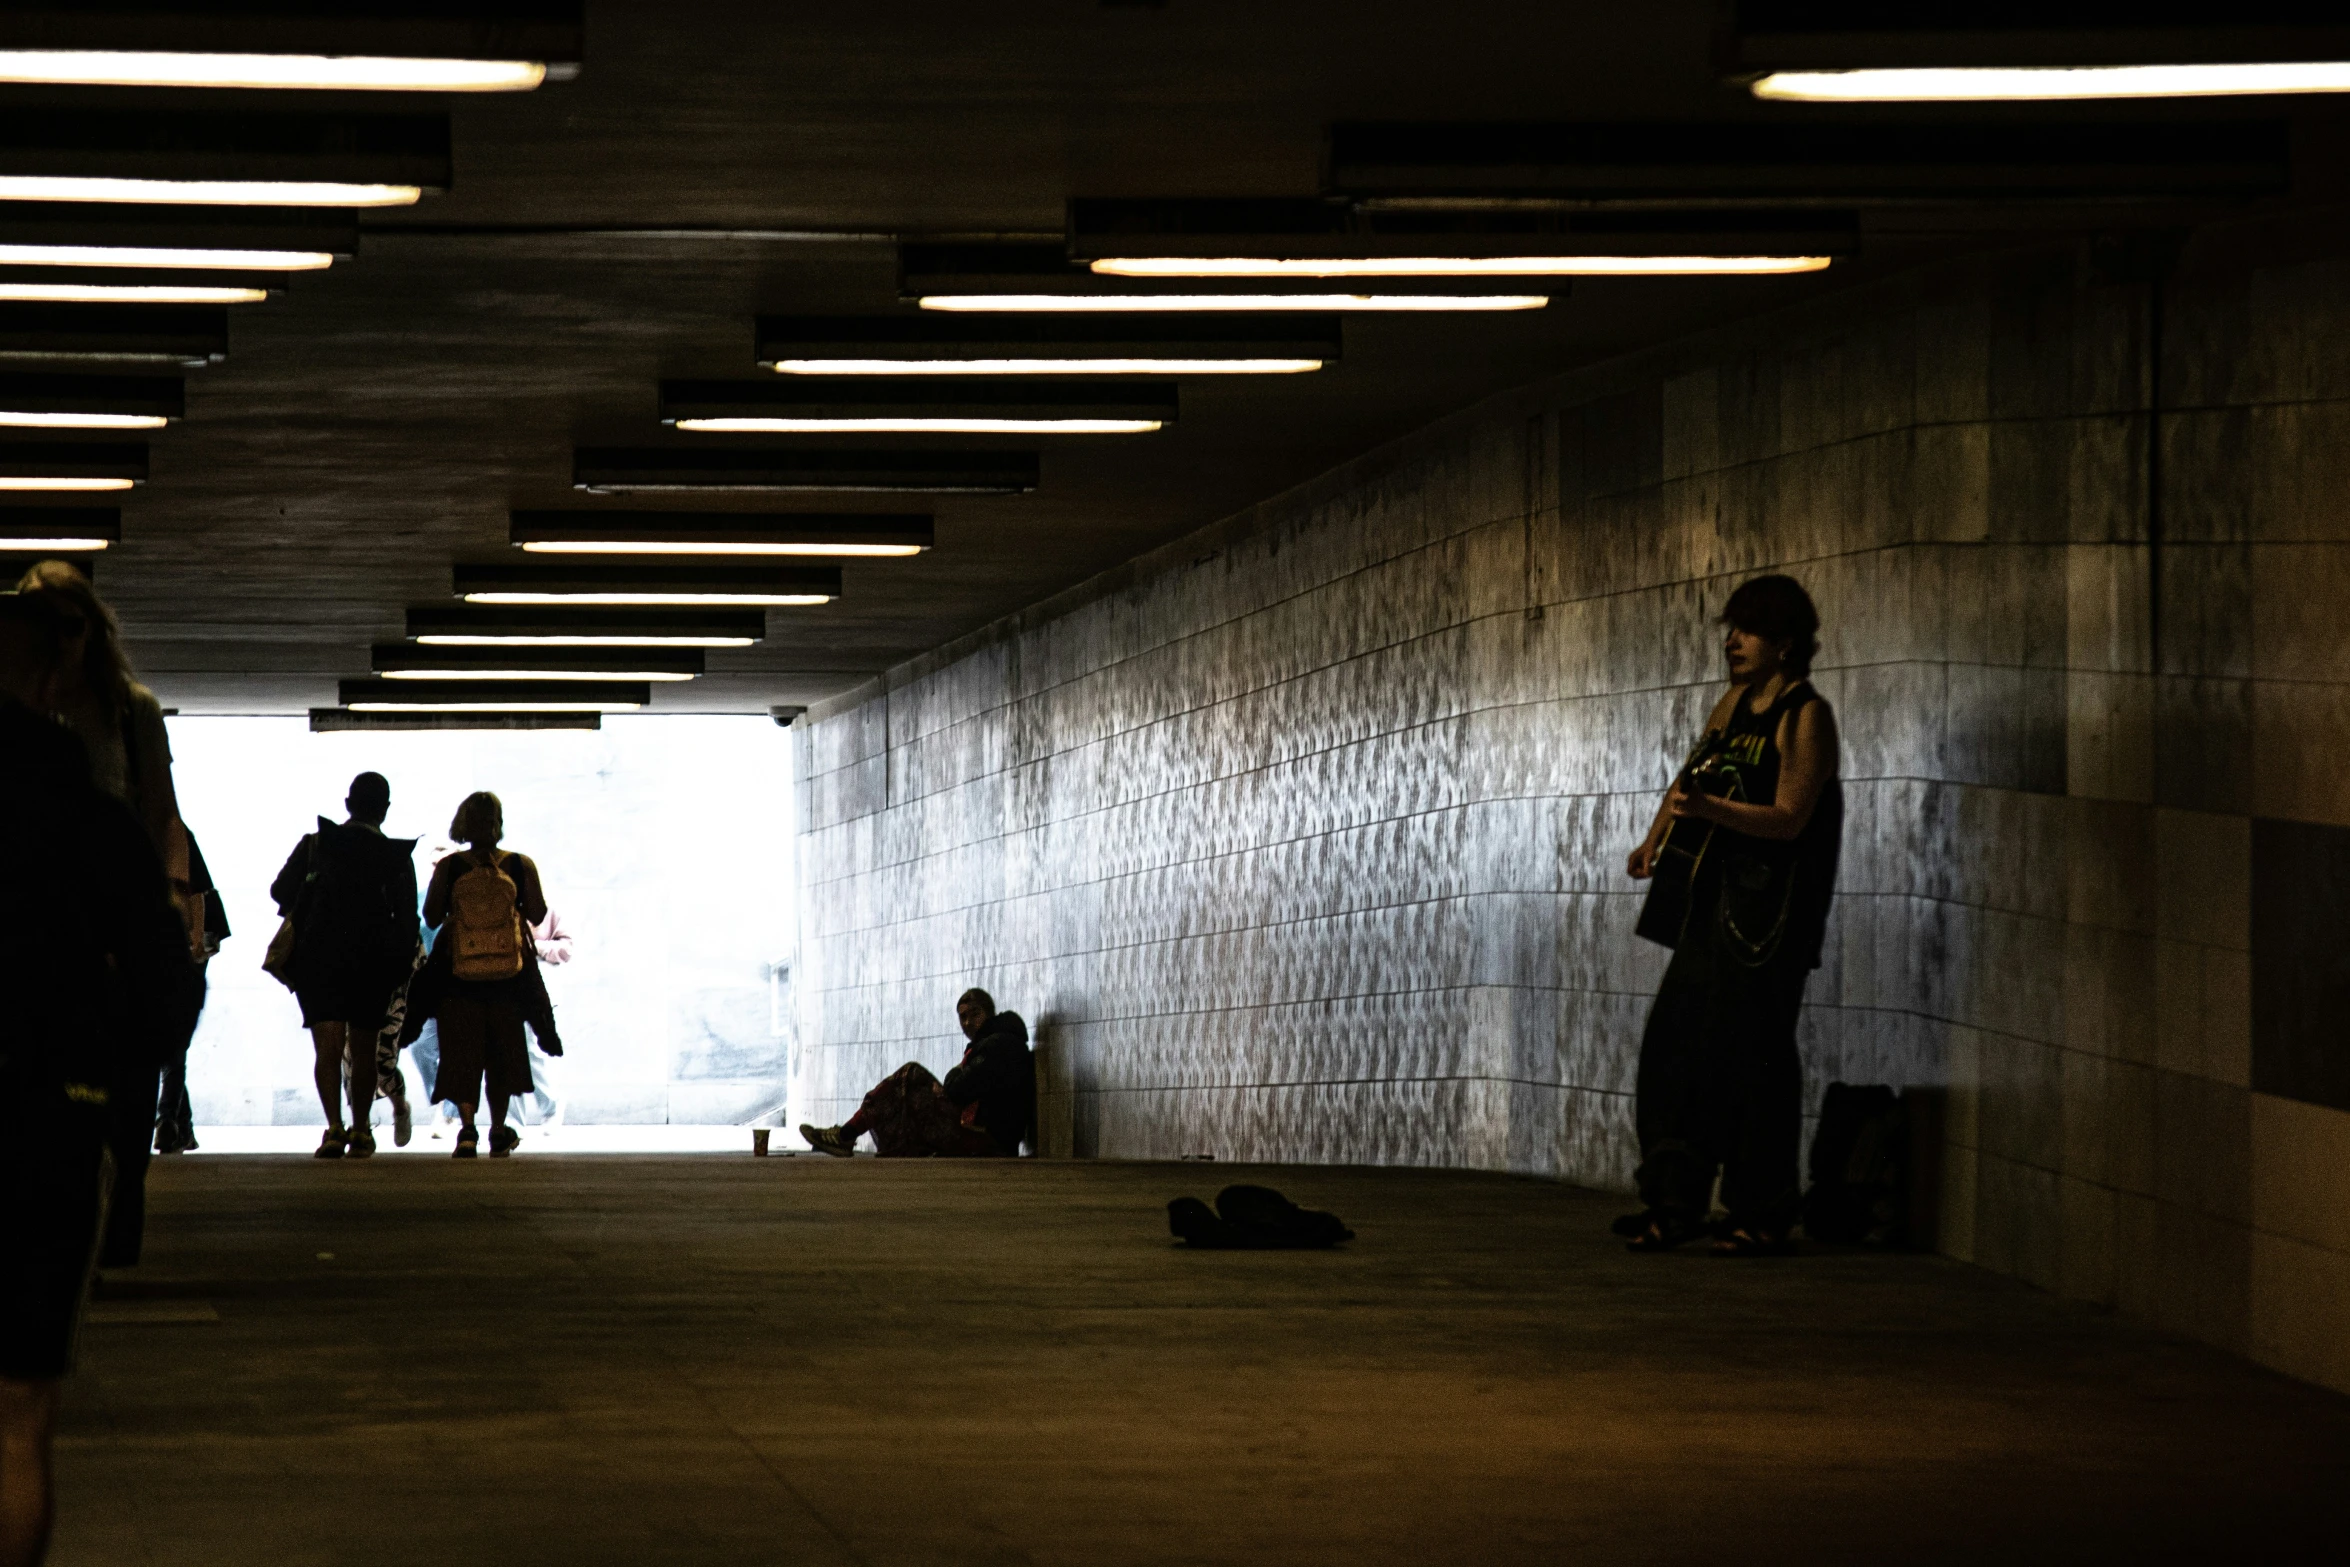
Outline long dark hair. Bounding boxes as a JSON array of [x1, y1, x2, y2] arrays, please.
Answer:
[[1718, 574, 1821, 678]]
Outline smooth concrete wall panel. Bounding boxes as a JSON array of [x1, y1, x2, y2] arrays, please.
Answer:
[[794, 234, 2350, 1396]]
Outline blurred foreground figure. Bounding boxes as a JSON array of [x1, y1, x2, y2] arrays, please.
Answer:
[[0, 592, 199, 1567], [801, 988, 1033, 1158]]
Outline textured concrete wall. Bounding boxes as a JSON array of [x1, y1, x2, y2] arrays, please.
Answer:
[[794, 229, 2350, 1394]]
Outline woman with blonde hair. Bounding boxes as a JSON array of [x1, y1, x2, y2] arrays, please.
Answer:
[[416, 791, 548, 1157], [15, 561, 196, 941]]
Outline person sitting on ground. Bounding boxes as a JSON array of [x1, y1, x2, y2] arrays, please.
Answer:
[[269, 773, 421, 1160], [802, 989, 1033, 1158], [0, 590, 200, 1567], [410, 792, 552, 1159]]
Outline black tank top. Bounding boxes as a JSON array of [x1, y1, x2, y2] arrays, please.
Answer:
[[1702, 682, 1843, 971]]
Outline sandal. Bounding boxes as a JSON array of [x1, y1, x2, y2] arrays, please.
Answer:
[[1625, 1215, 1708, 1253], [488, 1126, 520, 1158], [1612, 1208, 1660, 1239], [452, 1129, 479, 1159], [1710, 1227, 1798, 1258]]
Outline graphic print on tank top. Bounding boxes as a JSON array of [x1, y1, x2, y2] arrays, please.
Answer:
[[1696, 684, 1842, 971]]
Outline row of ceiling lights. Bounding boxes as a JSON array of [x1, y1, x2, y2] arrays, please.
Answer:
[[2, 5, 2346, 724]]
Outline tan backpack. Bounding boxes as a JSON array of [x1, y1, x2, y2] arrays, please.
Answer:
[[447, 851, 526, 981]]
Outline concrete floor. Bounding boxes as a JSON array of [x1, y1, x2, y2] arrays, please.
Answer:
[[56, 1156, 2348, 1567]]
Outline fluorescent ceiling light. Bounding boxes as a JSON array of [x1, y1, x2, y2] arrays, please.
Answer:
[[1091, 255, 1829, 278], [519, 540, 925, 557], [918, 293, 1548, 312], [0, 243, 330, 271], [0, 477, 133, 491], [379, 667, 693, 683], [0, 411, 166, 429], [768, 356, 1321, 375], [0, 177, 418, 208], [350, 699, 639, 712], [675, 416, 1161, 435], [463, 590, 832, 606], [1751, 64, 2350, 103], [0, 281, 267, 304], [0, 50, 547, 93], [417, 632, 754, 647], [0, 534, 108, 549]]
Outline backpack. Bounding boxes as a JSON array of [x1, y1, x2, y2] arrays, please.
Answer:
[[1167, 1185, 1354, 1249], [289, 822, 415, 989], [1801, 1081, 1908, 1246], [447, 851, 525, 981]]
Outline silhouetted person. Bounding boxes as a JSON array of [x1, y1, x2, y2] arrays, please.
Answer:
[[152, 829, 228, 1154], [416, 792, 549, 1158], [270, 773, 421, 1159], [0, 591, 200, 1567], [1622, 575, 1843, 1256], [802, 989, 1033, 1158]]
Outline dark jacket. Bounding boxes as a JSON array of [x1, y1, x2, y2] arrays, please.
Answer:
[[942, 1010, 1033, 1156], [270, 817, 420, 1024], [1, 701, 203, 1266]]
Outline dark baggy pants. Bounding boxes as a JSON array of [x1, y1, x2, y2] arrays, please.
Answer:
[[155, 1048, 196, 1152], [845, 1063, 1000, 1159], [1634, 927, 1809, 1233]]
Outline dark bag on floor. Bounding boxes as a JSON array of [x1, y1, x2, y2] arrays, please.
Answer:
[[1167, 1184, 1353, 1249], [1802, 1081, 1907, 1246]]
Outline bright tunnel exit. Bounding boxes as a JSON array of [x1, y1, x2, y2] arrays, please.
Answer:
[[165, 715, 797, 1147]]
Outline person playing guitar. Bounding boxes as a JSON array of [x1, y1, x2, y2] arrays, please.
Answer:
[[1622, 575, 1843, 1257]]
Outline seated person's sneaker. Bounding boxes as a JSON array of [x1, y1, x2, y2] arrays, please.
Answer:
[[800, 1124, 857, 1158], [315, 1129, 347, 1159]]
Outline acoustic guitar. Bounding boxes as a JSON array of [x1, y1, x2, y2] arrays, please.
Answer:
[[1633, 740, 1747, 949]]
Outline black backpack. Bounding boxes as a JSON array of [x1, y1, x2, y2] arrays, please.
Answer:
[[1802, 1082, 1908, 1246], [1167, 1185, 1354, 1249], [292, 823, 414, 985]]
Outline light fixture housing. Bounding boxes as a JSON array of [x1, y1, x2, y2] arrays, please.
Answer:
[[1068, 198, 1850, 275], [573, 447, 1038, 496], [0, 440, 144, 489], [1326, 120, 2290, 205], [0, 5, 584, 85], [899, 241, 1555, 312], [339, 678, 651, 712], [0, 504, 116, 550], [511, 510, 933, 557], [755, 312, 1340, 374], [452, 561, 843, 607], [1732, 5, 2350, 101], [370, 644, 704, 681], [661, 378, 1175, 435], [0, 107, 450, 206], [0, 372, 179, 429], [313, 710, 601, 732], [405, 604, 767, 647], [0, 303, 227, 365]]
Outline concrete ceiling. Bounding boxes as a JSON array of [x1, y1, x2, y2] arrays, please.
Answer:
[[14, 1, 2342, 713]]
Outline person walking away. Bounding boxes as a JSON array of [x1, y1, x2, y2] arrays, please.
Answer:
[[413, 792, 553, 1158], [16, 561, 206, 1263], [801, 989, 1033, 1158], [269, 773, 420, 1159], [152, 828, 228, 1154], [0, 590, 201, 1567], [1621, 575, 1843, 1257]]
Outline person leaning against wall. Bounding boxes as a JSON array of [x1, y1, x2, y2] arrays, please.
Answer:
[[407, 792, 556, 1159], [1620, 574, 1844, 1258]]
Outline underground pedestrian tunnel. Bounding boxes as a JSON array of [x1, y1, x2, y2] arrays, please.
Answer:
[[8, 4, 2349, 1563]]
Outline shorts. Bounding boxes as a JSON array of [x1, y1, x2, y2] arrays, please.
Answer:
[[431, 991, 532, 1106], [0, 1110, 113, 1383]]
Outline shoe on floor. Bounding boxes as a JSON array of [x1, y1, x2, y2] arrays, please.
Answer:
[[347, 1128, 376, 1158], [392, 1095, 413, 1148], [800, 1124, 857, 1158], [488, 1125, 521, 1158], [315, 1130, 347, 1160], [453, 1130, 479, 1159]]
